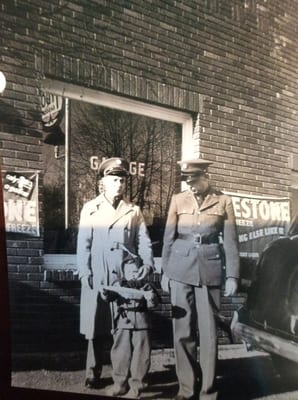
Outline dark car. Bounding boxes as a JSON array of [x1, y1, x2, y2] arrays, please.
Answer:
[[231, 216, 298, 381]]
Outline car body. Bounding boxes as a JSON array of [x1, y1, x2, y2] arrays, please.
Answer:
[[231, 220, 298, 379]]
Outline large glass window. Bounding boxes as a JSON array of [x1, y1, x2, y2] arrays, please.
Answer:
[[43, 99, 181, 257]]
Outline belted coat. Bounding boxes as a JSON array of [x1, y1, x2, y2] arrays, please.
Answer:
[[161, 188, 240, 286], [77, 193, 154, 339]]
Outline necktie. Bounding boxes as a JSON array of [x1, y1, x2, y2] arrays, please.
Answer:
[[195, 194, 204, 208], [112, 197, 121, 209]]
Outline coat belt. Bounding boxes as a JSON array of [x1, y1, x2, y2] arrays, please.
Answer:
[[177, 233, 219, 245]]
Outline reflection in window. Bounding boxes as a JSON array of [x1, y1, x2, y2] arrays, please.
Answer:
[[43, 100, 181, 256]]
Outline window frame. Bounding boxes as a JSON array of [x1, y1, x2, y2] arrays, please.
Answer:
[[41, 79, 195, 271]]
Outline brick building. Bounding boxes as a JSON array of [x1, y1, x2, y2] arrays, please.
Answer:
[[1, 0, 298, 358]]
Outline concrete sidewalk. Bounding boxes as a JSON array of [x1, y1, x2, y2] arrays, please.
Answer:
[[11, 344, 286, 399]]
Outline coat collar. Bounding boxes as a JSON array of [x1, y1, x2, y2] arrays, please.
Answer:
[[185, 187, 220, 211], [113, 196, 134, 214], [85, 194, 105, 215], [200, 192, 220, 211], [98, 194, 135, 228], [87, 193, 134, 221]]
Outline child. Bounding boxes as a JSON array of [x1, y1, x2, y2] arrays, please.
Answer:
[[103, 257, 158, 399]]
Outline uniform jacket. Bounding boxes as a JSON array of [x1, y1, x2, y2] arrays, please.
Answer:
[[161, 188, 240, 286], [77, 193, 154, 339]]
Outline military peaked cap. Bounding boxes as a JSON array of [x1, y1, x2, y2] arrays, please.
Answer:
[[177, 158, 213, 181], [99, 157, 130, 177]]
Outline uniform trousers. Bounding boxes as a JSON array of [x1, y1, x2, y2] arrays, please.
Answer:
[[86, 337, 103, 379], [111, 328, 151, 391], [170, 280, 221, 398]]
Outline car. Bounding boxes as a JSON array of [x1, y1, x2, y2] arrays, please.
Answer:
[[231, 217, 298, 382]]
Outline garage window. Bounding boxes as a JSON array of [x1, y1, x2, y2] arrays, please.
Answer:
[[41, 81, 194, 270]]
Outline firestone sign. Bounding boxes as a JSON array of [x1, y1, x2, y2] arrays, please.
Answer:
[[227, 192, 291, 258]]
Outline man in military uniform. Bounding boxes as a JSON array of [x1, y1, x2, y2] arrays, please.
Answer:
[[161, 158, 240, 400], [77, 157, 154, 391]]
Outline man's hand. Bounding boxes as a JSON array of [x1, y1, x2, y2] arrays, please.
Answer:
[[135, 265, 152, 281], [101, 289, 118, 302], [161, 274, 170, 293], [124, 264, 139, 281], [144, 290, 155, 303], [144, 289, 158, 309], [81, 275, 93, 289], [224, 277, 238, 297]]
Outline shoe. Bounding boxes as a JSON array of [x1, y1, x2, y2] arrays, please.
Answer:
[[200, 391, 218, 400], [85, 377, 101, 389], [127, 387, 141, 398], [106, 384, 129, 396], [172, 395, 195, 400]]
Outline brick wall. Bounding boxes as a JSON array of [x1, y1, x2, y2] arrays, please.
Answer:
[[1, 0, 298, 354]]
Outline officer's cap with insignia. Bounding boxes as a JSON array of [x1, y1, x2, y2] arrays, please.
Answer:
[[99, 157, 130, 178], [177, 158, 213, 183]]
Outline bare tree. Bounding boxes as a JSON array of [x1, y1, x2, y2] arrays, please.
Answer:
[[43, 99, 180, 254], [70, 101, 179, 217]]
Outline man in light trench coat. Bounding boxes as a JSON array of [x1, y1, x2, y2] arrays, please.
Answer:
[[76, 157, 154, 390], [161, 158, 240, 400]]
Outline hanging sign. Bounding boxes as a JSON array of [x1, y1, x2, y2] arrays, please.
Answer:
[[2, 171, 40, 237], [40, 91, 64, 130]]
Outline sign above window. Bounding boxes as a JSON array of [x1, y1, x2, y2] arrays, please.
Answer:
[[90, 156, 145, 177]]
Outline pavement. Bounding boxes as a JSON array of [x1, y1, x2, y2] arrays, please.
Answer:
[[10, 344, 298, 400]]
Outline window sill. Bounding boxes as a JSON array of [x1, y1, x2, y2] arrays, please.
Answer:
[[43, 254, 162, 282], [43, 254, 78, 282], [43, 269, 79, 282], [44, 254, 77, 270]]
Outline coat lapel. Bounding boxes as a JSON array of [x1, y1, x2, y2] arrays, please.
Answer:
[[88, 194, 105, 214], [184, 190, 219, 211], [109, 197, 134, 228], [88, 194, 134, 228], [200, 191, 219, 211], [185, 190, 198, 210]]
